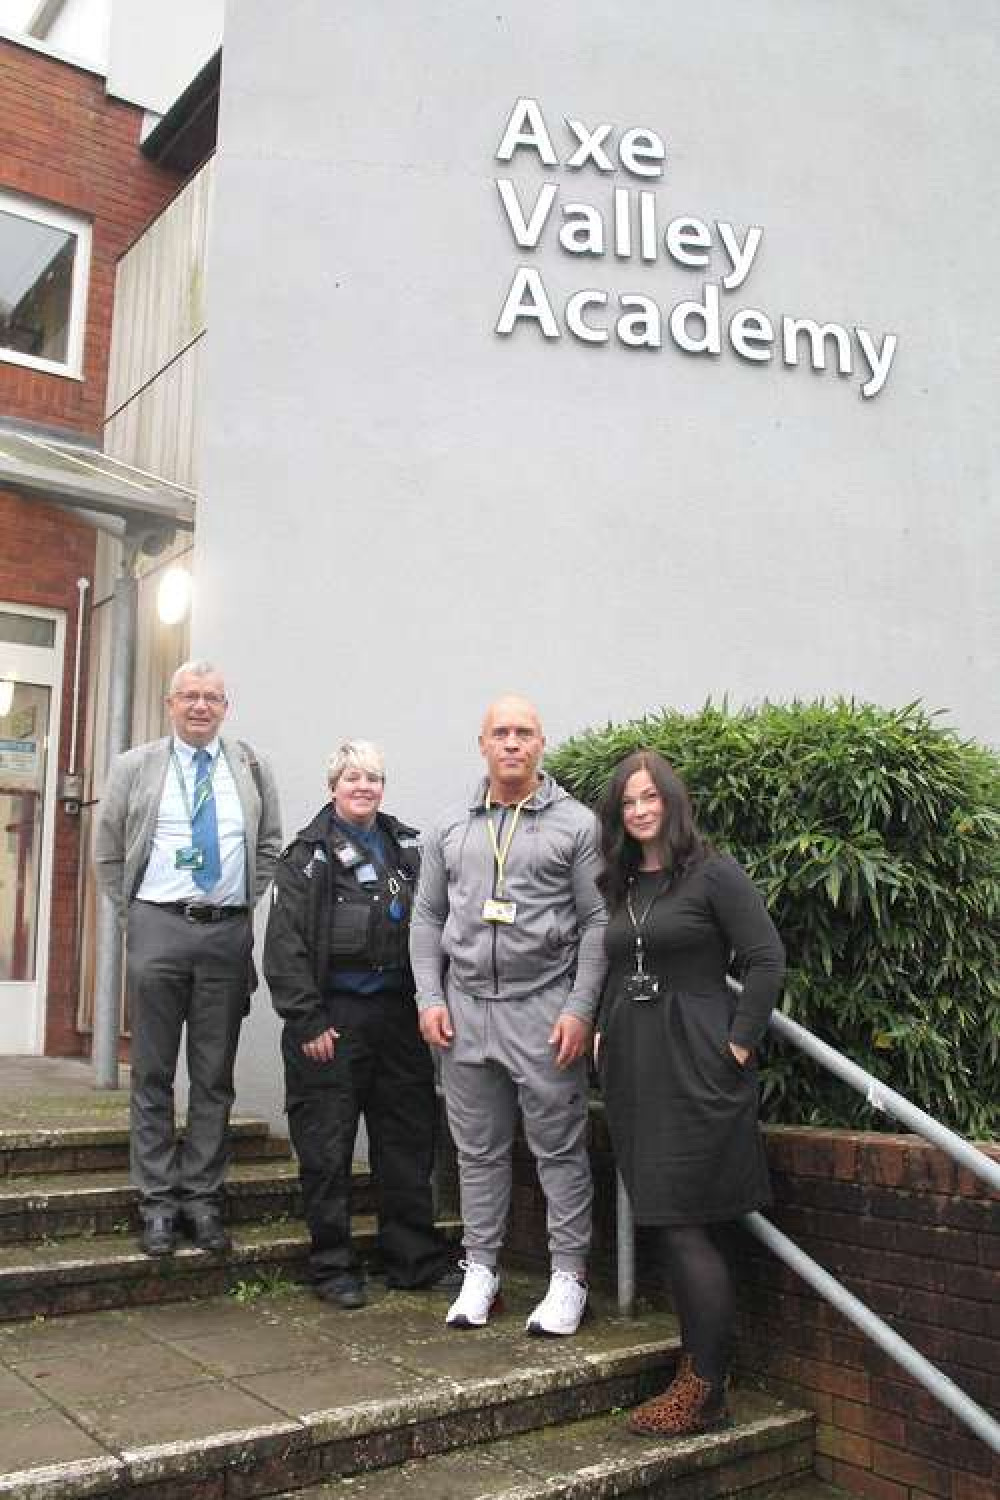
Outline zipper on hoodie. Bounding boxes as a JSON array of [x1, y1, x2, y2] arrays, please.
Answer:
[[490, 807, 506, 996]]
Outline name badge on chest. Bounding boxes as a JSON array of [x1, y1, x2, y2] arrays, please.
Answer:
[[623, 972, 661, 1004], [482, 898, 517, 924], [175, 846, 205, 871]]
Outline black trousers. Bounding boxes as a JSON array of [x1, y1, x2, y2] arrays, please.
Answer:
[[282, 989, 448, 1288]]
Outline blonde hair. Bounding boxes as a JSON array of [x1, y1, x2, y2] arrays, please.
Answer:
[[326, 739, 386, 790]]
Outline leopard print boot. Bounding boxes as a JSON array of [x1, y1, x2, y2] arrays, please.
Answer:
[[627, 1356, 731, 1438]]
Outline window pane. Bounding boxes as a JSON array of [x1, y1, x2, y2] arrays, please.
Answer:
[[0, 683, 50, 982], [0, 612, 56, 647], [0, 209, 76, 364]]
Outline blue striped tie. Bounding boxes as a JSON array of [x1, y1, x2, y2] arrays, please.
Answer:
[[191, 748, 221, 893]]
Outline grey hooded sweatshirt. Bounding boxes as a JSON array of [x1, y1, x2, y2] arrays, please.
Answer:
[[409, 773, 608, 1023]]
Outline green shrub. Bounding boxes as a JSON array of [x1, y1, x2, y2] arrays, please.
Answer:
[[548, 701, 1000, 1138]]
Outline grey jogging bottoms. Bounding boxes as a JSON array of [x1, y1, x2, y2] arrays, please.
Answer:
[[439, 979, 592, 1274]]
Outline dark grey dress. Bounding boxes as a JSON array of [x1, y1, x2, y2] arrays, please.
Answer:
[[598, 852, 785, 1226]]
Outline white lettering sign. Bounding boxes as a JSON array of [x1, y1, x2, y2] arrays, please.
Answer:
[[497, 97, 666, 178], [492, 98, 897, 399]]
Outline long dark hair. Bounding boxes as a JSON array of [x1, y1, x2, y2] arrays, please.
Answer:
[[597, 749, 707, 911]]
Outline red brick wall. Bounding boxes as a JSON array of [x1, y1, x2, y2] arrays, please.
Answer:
[[0, 37, 183, 435], [733, 1128, 1000, 1500], [0, 37, 183, 1054], [498, 1114, 999, 1500], [0, 489, 96, 1053]]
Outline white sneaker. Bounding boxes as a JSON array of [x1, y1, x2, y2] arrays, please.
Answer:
[[526, 1269, 588, 1337], [445, 1260, 502, 1329]]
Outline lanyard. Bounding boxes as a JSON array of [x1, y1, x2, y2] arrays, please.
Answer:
[[625, 873, 670, 975], [171, 747, 219, 830], [485, 791, 531, 897]]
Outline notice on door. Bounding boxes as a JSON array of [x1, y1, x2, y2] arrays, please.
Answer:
[[0, 738, 39, 783]]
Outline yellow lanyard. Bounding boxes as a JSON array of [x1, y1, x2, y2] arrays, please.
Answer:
[[485, 791, 531, 897]]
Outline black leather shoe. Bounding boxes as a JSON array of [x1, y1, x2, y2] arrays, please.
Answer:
[[316, 1273, 366, 1309], [180, 1211, 231, 1253], [139, 1213, 177, 1257]]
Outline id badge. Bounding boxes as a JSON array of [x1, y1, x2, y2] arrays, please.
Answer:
[[623, 972, 660, 1004], [175, 845, 205, 871], [482, 898, 517, 924]]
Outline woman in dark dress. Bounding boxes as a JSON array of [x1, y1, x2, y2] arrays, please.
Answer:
[[595, 750, 785, 1437]]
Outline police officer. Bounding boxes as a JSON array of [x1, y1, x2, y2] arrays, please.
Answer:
[[263, 740, 454, 1307]]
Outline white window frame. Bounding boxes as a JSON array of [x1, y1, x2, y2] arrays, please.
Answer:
[[0, 189, 92, 381]]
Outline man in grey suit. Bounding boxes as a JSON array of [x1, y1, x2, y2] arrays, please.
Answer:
[[95, 660, 281, 1256]]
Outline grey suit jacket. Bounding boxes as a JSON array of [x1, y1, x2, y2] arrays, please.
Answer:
[[94, 735, 282, 927]]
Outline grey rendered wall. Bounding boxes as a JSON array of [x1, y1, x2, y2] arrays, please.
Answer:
[[193, 2, 1000, 1122]]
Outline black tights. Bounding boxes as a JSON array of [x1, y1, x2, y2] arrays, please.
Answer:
[[652, 1224, 734, 1388]]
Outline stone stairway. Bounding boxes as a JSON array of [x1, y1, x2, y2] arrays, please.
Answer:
[[1, 1278, 817, 1500], [272, 1414, 828, 1500], [0, 1115, 326, 1320], [0, 1061, 828, 1500]]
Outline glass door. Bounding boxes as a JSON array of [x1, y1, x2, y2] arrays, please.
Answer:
[[0, 682, 50, 979], [0, 607, 64, 1052]]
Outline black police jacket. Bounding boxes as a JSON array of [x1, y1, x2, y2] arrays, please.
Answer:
[[262, 803, 421, 1044]]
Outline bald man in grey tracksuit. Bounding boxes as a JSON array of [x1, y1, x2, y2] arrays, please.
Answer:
[[410, 695, 607, 1336]]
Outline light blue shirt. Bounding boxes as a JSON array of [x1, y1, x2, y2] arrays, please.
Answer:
[[136, 737, 247, 906]]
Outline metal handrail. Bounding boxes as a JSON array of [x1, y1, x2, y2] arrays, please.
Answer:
[[766, 1008, 1000, 1194], [613, 1003, 1000, 1454], [743, 1212, 1000, 1453]]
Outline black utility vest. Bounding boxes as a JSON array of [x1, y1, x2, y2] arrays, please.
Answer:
[[327, 823, 420, 983]]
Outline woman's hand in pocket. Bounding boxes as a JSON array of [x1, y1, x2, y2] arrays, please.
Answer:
[[302, 1026, 339, 1063]]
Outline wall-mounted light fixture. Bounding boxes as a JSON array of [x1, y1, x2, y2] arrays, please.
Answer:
[[156, 565, 192, 625]]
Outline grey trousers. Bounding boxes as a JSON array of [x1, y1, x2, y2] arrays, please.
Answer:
[[126, 901, 251, 1216], [439, 979, 592, 1275]]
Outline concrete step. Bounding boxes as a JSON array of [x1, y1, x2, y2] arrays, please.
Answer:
[[0, 1117, 292, 1178], [0, 1280, 813, 1500], [768, 1483, 852, 1500], [269, 1396, 814, 1500], [0, 1158, 333, 1244], [0, 1215, 462, 1322], [0, 1215, 396, 1321]]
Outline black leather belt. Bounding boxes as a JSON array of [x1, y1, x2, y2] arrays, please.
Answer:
[[148, 901, 249, 924]]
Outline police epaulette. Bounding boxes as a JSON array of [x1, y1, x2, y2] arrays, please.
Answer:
[[283, 844, 328, 879], [330, 828, 366, 869], [305, 846, 329, 877]]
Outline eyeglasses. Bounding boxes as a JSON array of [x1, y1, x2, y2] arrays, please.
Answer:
[[173, 691, 226, 706]]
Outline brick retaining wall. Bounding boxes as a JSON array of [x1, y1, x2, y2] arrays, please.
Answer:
[[733, 1128, 999, 1500], [488, 1111, 999, 1500]]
